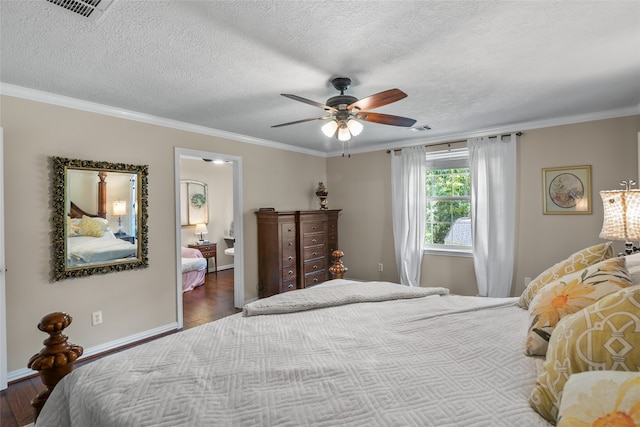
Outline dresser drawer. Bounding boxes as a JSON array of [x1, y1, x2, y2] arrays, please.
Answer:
[[282, 266, 296, 280], [282, 240, 296, 262], [303, 221, 326, 234], [281, 279, 297, 293], [303, 234, 325, 247], [304, 259, 326, 274], [305, 270, 326, 287], [282, 252, 296, 267], [189, 244, 216, 258], [303, 245, 325, 260], [281, 222, 296, 238]]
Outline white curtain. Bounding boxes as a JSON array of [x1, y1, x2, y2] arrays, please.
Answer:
[[468, 134, 517, 297], [391, 146, 427, 286]]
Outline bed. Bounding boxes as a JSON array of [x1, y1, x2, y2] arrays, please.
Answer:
[[32, 242, 640, 426], [66, 200, 137, 267], [34, 280, 552, 426], [67, 230, 137, 266], [181, 246, 207, 292]]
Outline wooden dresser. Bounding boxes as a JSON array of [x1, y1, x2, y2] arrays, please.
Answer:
[[256, 209, 341, 298]]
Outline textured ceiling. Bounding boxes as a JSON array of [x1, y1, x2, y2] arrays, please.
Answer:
[[1, 1, 640, 156]]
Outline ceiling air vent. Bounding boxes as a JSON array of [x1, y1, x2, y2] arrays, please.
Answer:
[[46, 0, 114, 21]]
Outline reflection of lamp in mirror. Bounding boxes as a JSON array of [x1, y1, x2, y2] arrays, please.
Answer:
[[112, 201, 126, 234], [599, 179, 640, 255], [195, 223, 208, 244]]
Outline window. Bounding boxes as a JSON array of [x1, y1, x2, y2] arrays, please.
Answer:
[[425, 147, 472, 254]]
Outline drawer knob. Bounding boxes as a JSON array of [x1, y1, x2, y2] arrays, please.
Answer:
[[312, 252, 317, 256], [313, 265, 318, 270], [287, 228, 292, 232], [288, 256, 293, 260], [288, 242, 293, 246], [288, 284, 294, 289], [312, 239, 317, 243], [288, 270, 294, 275], [312, 226, 317, 230], [313, 277, 319, 282]]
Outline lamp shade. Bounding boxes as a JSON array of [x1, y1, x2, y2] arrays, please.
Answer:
[[599, 190, 640, 241], [194, 223, 208, 235], [321, 120, 338, 137], [346, 119, 363, 136], [112, 201, 126, 216], [337, 126, 351, 142]]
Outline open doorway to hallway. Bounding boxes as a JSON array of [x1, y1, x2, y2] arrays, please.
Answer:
[[174, 148, 244, 330]]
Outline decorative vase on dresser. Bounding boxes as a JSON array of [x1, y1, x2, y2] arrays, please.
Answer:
[[255, 208, 341, 298]]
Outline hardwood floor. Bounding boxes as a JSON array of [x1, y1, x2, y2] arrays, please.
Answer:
[[183, 268, 241, 329], [0, 268, 240, 426]]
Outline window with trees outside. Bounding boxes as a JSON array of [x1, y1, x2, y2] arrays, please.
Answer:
[[425, 147, 472, 254]]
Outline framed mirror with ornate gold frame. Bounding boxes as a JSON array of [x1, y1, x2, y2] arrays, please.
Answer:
[[52, 157, 149, 281]]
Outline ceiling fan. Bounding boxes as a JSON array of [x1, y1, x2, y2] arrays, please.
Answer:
[[272, 77, 417, 147]]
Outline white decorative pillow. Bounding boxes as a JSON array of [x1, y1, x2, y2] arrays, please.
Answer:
[[525, 256, 633, 356], [519, 242, 613, 309], [625, 252, 640, 285], [79, 215, 108, 237], [557, 371, 640, 426]]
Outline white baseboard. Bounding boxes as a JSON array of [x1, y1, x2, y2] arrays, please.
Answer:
[[8, 322, 178, 383]]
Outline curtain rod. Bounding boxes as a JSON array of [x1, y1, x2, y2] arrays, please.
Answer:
[[386, 131, 522, 153]]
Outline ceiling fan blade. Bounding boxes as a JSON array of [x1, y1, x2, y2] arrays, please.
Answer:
[[271, 116, 332, 128], [348, 89, 408, 111], [356, 112, 417, 127], [281, 94, 337, 112]]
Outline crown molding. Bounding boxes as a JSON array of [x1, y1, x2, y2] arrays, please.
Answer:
[[328, 105, 640, 157], [3, 82, 637, 159], [0, 83, 327, 158]]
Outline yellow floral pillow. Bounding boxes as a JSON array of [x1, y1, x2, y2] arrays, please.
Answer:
[[79, 215, 108, 238], [519, 242, 613, 309], [529, 285, 640, 422], [556, 371, 640, 426], [525, 257, 632, 356]]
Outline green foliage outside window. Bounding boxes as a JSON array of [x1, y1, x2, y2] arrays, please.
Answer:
[[425, 168, 471, 246]]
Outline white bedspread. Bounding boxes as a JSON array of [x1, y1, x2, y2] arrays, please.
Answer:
[[37, 281, 551, 427], [67, 232, 137, 265], [181, 257, 207, 273]]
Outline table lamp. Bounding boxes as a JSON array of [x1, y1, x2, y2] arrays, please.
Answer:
[[112, 201, 126, 234], [599, 179, 640, 255], [195, 223, 208, 243]]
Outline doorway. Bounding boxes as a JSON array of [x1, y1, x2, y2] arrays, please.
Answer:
[[174, 148, 244, 329]]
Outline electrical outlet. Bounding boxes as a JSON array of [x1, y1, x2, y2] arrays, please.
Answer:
[[92, 311, 103, 326], [378, 263, 384, 272]]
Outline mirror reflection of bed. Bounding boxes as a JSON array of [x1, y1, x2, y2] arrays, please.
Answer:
[[67, 203, 137, 267], [66, 169, 139, 268]]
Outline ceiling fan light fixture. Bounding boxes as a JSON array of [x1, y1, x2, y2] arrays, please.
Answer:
[[321, 120, 338, 137], [346, 119, 363, 136], [337, 126, 351, 142]]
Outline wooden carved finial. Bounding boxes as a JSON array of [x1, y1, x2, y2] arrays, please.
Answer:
[[329, 249, 347, 279], [27, 312, 83, 420]]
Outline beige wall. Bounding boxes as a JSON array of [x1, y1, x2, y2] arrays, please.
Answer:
[[1, 95, 326, 373], [328, 115, 640, 296]]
